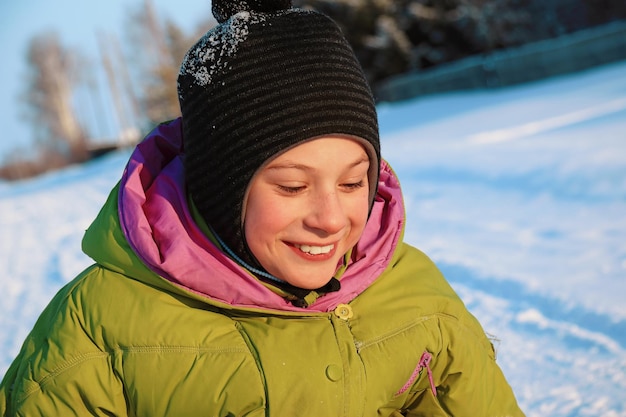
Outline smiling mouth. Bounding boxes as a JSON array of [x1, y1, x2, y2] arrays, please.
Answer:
[[294, 243, 334, 255]]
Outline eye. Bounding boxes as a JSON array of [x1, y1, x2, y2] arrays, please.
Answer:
[[341, 180, 365, 191], [277, 185, 306, 194]]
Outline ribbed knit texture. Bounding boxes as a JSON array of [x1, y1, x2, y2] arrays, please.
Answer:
[[178, 3, 380, 269]]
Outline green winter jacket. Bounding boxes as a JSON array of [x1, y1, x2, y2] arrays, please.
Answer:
[[0, 119, 524, 416]]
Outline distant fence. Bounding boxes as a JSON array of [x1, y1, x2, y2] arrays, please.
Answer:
[[375, 20, 626, 102]]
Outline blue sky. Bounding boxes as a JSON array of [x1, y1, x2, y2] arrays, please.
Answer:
[[0, 0, 210, 160]]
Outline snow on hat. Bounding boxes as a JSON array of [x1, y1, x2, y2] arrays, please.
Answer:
[[178, 0, 380, 270]]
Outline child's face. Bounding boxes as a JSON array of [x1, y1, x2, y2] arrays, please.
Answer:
[[244, 137, 371, 289]]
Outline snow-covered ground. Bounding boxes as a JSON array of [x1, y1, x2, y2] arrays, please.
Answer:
[[2, 61, 625, 416]]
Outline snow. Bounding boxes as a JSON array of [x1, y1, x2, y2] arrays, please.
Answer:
[[180, 11, 263, 88], [2, 60, 626, 416]]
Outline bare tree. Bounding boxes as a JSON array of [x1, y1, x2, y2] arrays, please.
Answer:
[[122, 0, 216, 128], [98, 32, 143, 145], [125, 0, 181, 126], [22, 31, 89, 162]]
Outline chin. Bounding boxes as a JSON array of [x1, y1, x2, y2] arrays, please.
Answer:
[[283, 273, 335, 290]]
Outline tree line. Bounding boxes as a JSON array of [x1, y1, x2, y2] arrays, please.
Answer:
[[1, 0, 623, 180], [294, 0, 625, 86]]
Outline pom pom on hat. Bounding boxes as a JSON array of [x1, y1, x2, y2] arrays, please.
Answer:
[[178, 0, 380, 272], [212, 0, 293, 23]]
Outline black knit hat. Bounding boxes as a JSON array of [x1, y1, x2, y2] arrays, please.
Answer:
[[178, 0, 380, 270]]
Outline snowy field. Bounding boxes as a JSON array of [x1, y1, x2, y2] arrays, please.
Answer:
[[2, 60, 625, 416]]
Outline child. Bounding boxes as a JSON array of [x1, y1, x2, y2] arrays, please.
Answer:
[[0, 1, 525, 415]]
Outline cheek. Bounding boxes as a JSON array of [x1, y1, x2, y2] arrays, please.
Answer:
[[244, 193, 290, 246], [356, 190, 372, 217], [347, 194, 370, 234]]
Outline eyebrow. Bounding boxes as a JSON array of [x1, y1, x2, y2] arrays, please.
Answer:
[[267, 156, 370, 172]]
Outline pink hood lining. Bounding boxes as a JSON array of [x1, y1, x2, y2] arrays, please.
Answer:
[[118, 118, 405, 313]]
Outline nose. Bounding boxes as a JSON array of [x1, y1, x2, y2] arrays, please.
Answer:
[[303, 190, 347, 235]]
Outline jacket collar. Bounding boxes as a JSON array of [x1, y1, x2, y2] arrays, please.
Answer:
[[110, 118, 405, 313]]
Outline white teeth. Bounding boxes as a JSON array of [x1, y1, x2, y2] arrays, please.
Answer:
[[296, 244, 334, 255]]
